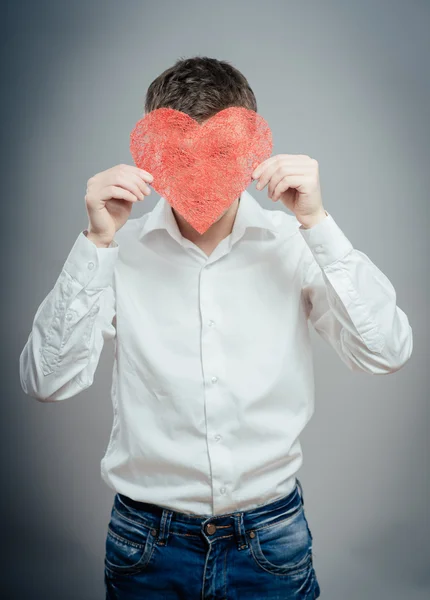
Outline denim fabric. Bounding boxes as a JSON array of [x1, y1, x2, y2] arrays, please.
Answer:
[[104, 478, 321, 599]]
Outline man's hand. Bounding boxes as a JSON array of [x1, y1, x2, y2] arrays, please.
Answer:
[[251, 154, 327, 229], [85, 163, 153, 245]]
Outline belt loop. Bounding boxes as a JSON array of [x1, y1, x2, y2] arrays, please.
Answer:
[[157, 509, 173, 546], [233, 512, 248, 551], [296, 477, 304, 504]]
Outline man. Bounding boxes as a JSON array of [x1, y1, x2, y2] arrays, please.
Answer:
[[19, 55, 413, 599]]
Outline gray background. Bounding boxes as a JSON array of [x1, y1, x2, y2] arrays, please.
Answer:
[[3, 0, 428, 598]]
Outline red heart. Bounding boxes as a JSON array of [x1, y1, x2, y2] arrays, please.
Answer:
[[129, 107, 273, 233]]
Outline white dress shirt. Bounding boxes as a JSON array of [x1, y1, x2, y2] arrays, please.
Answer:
[[19, 189, 413, 515]]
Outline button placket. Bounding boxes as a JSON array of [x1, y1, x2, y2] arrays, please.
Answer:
[[200, 264, 232, 514]]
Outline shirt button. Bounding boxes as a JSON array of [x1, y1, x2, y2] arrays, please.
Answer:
[[88, 262, 95, 270], [220, 487, 226, 494], [314, 245, 323, 253], [66, 312, 73, 321], [215, 434, 221, 441], [211, 376, 218, 384], [208, 320, 215, 327]]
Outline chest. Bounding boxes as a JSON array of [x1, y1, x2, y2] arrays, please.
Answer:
[[114, 238, 307, 351]]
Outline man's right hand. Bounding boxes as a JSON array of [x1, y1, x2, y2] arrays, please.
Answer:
[[85, 164, 153, 246]]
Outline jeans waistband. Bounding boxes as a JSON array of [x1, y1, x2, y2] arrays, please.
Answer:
[[113, 477, 305, 550]]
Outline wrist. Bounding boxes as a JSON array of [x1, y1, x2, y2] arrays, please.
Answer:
[[85, 229, 113, 248], [299, 209, 328, 229]]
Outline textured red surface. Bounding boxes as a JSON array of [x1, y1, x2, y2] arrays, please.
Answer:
[[129, 107, 273, 233]]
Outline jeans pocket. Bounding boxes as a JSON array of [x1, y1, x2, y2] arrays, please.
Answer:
[[247, 503, 313, 577], [104, 504, 156, 576]]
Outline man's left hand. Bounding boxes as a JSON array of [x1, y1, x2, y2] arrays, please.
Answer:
[[251, 154, 327, 229]]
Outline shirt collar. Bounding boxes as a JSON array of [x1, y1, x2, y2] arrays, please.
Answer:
[[138, 188, 278, 244]]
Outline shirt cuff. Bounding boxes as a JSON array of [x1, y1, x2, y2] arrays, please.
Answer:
[[64, 230, 119, 289], [298, 211, 354, 268]]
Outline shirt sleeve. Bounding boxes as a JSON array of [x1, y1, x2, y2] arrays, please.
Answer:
[[300, 212, 413, 374], [19, 230, 119, 401]]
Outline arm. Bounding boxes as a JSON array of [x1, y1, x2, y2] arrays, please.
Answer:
[[300, 213, 413, 374], [19, 230, 119, 401]]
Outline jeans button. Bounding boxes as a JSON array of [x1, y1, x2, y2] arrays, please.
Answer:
[[205, 523, 217, 535]]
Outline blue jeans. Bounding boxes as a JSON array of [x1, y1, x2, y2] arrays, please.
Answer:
[[104, 477, 321, 599]]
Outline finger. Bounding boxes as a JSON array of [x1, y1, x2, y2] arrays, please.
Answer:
[[272, 175, 309, 201], [108, 163, 154, 184], [137, 168, 154, 183], [251, 157, 274, 179], [121, 172, 152, 197], [125, 164, 154, 183], [112, 173, 149, 200], [267, 166, 305, 197], [253, 155, 310, 180], [100, 168, 150, 196], [260, 164, 306, 194], [255, 164, 277, 191], [100, 185, 139, 203]]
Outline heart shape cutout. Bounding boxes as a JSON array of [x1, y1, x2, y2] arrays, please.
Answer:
[[129, 107, 273, 233]]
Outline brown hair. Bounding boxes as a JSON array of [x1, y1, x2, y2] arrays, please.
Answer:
[[144, 55, 257, 123]]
